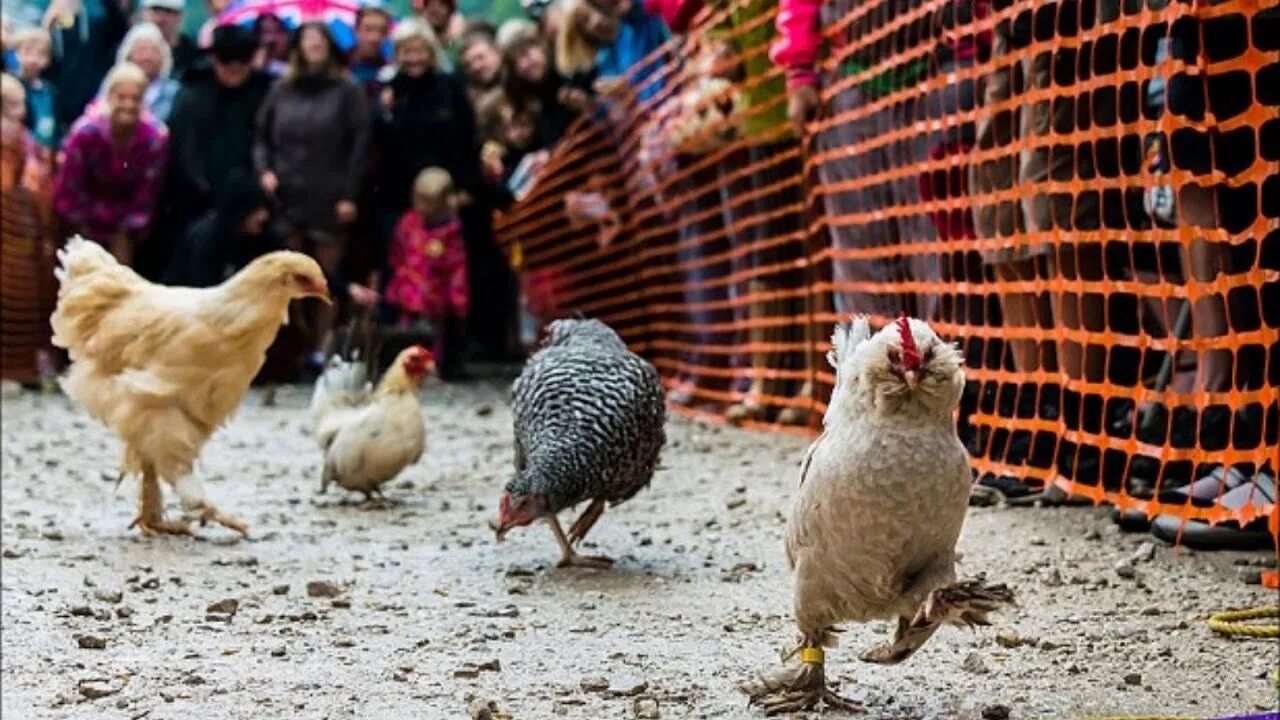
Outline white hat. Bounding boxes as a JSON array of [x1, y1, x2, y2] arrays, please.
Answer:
[[142, 0, 186, 12]]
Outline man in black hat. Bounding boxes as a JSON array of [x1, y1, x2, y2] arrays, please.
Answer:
[[146, 25, 274, 280]]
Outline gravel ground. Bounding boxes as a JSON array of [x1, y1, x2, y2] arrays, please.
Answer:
[[1, 380, 1276, 720]]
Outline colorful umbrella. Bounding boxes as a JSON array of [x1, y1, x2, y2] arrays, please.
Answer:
[[217, 0, 363, 50]]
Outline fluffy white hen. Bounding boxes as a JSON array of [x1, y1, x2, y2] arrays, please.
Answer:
[[742, 316, 1015, 714]]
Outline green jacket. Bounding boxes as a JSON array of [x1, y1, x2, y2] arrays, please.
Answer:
[[719, 0, 792, 142]]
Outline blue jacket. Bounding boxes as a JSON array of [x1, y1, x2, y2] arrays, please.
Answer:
[[595, 4, 669, 102]]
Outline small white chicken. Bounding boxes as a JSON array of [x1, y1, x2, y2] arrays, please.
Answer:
[[742, 316, 1014, 714], [314, 346, 434, 501]]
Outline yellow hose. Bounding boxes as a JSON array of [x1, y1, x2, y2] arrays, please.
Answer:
[[1208, 606, 1279, 639]]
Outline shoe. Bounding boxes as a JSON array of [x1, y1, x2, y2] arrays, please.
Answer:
[[1149, 470, 1276, 550]]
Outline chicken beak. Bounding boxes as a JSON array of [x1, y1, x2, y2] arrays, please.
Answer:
[[312, 282, 332, 305], [489, 517, 509, 542], [903, 369, 919, 391]]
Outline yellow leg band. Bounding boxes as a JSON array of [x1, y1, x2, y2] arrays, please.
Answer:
[[800, 647, 824, 665]]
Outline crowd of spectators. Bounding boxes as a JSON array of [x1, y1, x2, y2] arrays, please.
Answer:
[[1, 0, 669, 381]]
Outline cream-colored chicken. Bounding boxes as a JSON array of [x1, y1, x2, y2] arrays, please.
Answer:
[[314, 346, 433, 501], [50, 236, 330, 536], [742, 316, 1015, 714]]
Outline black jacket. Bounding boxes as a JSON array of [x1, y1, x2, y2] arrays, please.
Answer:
[[374, 69, 482, 214], [166, 63, 275, 216]]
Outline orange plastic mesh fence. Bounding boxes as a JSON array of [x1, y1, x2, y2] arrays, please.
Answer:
[[493, 0, 1279, 538]]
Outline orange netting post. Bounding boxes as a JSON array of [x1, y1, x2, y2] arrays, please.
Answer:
[[493, 0, 1279, 541]]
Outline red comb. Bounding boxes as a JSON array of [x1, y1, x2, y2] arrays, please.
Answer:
[[897, 314, 921, 371]]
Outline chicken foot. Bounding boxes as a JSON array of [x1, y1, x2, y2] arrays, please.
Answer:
[[861, 577, 1015, 665], [175, 476, 250, 537], [548, 516, 613, 569], [741, 637, 861, 715], [915, 577, 1015, 628], [129, 464, 192, 536]]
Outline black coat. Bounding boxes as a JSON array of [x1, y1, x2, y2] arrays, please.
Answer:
[[374, 69, 482, 215], [165, 64, 274, 220]]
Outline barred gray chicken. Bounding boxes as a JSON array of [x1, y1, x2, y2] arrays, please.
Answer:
[[490, 319, 666, 568]]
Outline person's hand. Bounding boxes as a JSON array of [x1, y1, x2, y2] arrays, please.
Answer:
[[558, 87, 593, 113], [593, 77, 624, 96], [347, 282, 379, 307], [260, 171, 279, 194], [335, 200, 357, 224], [453, 191, 473, 208], [42, 0, 80, 29], [481, 142, 505, 180], [380, 87, 395, 112], [787, 84, 820, 135]]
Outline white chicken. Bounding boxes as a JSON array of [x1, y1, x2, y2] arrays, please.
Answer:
[[742, 316, 1015, 714], [313, 346, 434, 501]]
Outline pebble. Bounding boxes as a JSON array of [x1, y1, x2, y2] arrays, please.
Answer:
[[207, 598, 239, 615], [1130, 541, 1156, 564], [306, 581, 343, 598], [468, 698, 511, 720], [581, 676, 610, 692], [76, 634, 107, 650], [995, 632, 1024, 649], [608, 674, 648, 697], [1114, 560, 1136, 579], [982, 705, 1011, 720], [69, 605, 94, 617], [270, 646, 287, 657], [634, 696, 660, 718], [272, 584, 290, 595], [962, 652, 988, 675], [77, 680, 118, 699], [1123, 672, 1142, 686], [454, 659, 500, 678], [1237, 568, 1262, 585], [93, 589, 123, 604]]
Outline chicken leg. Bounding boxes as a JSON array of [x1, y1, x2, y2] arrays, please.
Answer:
[[741, 633, 861, 715], [548, 515, 613, 569], [129, 463, 192, 536], [566, 499, 606, 545]]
